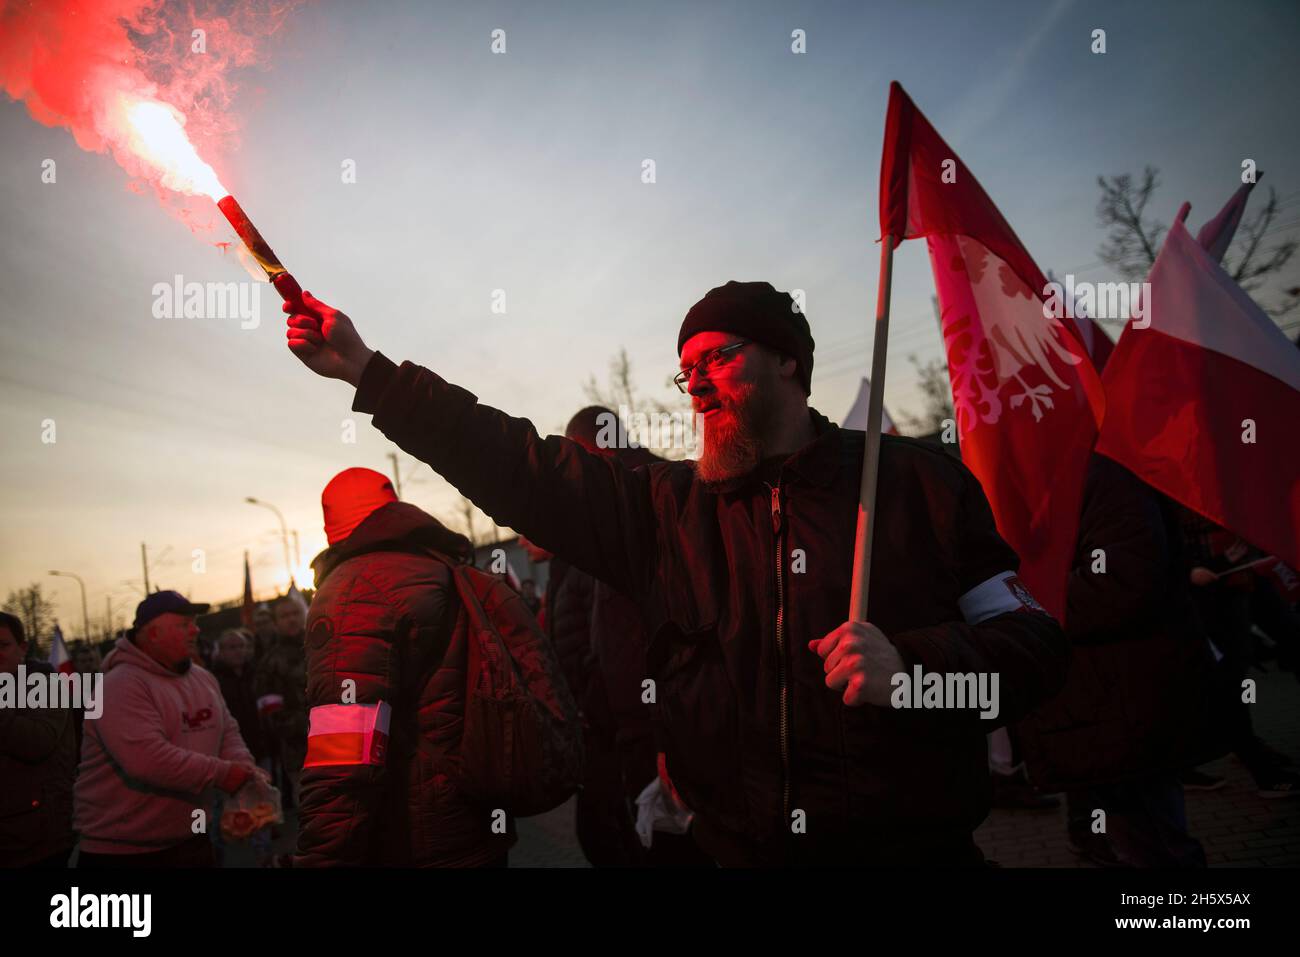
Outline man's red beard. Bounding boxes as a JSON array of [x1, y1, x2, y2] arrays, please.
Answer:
[[695, 382, 771, 484]]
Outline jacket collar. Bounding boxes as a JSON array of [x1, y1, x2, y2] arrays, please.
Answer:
[[707, 407, 845, 494], [784, 408, 848, 488], [312, 501, 473, 586]]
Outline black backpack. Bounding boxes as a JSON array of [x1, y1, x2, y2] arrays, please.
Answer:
[[439, 558, 583, 817]]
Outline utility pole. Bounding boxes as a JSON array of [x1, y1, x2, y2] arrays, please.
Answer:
[[388, 452, 403, 499], [141, 542, 151, 594], [291, 530, 301, 569]]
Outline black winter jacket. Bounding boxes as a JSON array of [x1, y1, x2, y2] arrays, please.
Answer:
[[353, 353, 1069, 866], [295, 501, 515, 867], [590, 578, 661, 796], [544, 559, 595, 704], [1018, 454, 1226, 789], [0, 662, 76, 866]]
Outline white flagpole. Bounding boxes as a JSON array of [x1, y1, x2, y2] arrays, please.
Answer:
[[849, 236, 896, 623]]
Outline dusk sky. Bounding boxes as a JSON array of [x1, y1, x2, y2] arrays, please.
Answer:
[[3, 0, 1298, 635]]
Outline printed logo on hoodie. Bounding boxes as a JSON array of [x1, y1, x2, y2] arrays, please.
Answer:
[[181, 707, 214, 731]]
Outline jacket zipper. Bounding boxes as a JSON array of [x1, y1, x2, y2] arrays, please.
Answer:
[[769, 482, 790, 824]]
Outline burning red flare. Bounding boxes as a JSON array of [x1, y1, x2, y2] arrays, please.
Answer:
[[114, 95, 302, 304], [1, 0, 301, 222], [117, 96, 227, 200], [1, 0, 307, 306]]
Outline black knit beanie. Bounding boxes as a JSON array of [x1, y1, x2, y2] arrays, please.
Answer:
[[677, 281, 814, 395]]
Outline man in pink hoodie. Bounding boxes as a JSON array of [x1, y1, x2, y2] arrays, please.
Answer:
[[74, 591, 261, 867]]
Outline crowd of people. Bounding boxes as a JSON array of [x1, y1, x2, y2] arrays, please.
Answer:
[[3, 279, 1298, 869], [0, 589, 315, 868]]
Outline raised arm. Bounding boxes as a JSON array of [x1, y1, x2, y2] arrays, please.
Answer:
[[284, 292, 661, 596]]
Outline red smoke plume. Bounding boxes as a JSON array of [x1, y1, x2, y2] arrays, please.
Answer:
[[0, 0, 302, 226]]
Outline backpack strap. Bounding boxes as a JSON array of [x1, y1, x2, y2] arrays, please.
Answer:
[[407, 548, 509, 785], [420, 548, 513, 670], [405, 548, 471, 766]]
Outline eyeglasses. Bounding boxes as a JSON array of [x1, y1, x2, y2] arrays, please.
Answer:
[[673, 340, 749, 393]]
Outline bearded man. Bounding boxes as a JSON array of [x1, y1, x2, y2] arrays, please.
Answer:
[[283, 279, 1068, 866]]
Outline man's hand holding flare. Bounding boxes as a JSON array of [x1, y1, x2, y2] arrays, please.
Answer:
[[284, 292, 373, 386]]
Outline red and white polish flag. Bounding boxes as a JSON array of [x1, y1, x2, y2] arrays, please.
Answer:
[[1095, 215, 1300, 568], [1195, 180, 1258, 266], [49, 624, 74, 674], [304, 701, 392, 768], [879, 82, 1105, 621]]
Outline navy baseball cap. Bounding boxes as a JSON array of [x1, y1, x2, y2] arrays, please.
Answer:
[[132, 591, 210, 632]]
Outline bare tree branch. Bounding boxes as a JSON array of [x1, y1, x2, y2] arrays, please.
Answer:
[[1097, 171, 1298, 317], [1226, 187, 1299, 293], [1265, 286, 1300, 319], [583, 347, 693, 460], [3, 583, 58, 657], [897, 355, 955, 437], [1096, 166, 1165, 282]]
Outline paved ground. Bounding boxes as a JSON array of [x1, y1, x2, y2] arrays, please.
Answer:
[[511, 665, 1300, 868], [975, 665, 1300, 868], [220, 665, 1299, 867]]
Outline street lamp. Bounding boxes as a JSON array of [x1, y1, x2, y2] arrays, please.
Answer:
[[245, 497, 294, 586], [48, 570, 89, 644]]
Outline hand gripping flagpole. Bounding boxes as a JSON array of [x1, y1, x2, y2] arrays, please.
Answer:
[[848, 235, 896, 623]]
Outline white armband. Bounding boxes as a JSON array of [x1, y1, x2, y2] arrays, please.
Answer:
[[958, 571, 1046, 624]]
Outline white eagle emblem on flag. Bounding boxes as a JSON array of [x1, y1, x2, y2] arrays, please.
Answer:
[[933, 235, 1083, 436]]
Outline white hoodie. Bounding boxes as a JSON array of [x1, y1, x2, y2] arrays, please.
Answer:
[[74, 637, 253, 854]]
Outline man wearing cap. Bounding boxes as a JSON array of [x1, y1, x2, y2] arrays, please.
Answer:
[[295, 468, 514, 866], [74, 591, 261, 867], [284, 281, 1069, 866]]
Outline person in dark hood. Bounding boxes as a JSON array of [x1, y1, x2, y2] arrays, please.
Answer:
[[254, 593, 309, 806], [295, 468, 514, 866], [284, 281, 1069, 866]]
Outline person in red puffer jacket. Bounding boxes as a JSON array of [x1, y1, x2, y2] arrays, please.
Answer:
[[295, 467, 515, 867]]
